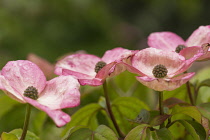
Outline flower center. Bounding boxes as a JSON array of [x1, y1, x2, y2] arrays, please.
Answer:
[[23, 86, 38, 100], [152, 64, 168, 78], [95, 61, 106, 73], [175, 45, 186, 53]]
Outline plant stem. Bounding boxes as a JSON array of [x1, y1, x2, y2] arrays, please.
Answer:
[[103, 80, 125, 138], [20, 104, 31, 140], [159, 91, 164, 115], [186, 81, 194, 105], [158, 91, 165, 128]]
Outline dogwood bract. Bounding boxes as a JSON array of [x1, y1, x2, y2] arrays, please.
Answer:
[[55, 47, 137, 86], [127, 48, 203, 91], [0, 60, 80, 127], [148, 25, 210, 61]]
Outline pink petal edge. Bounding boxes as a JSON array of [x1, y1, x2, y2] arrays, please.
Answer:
[[38, 76, 80, 110], [186, 25, 210, 47], [148, 32, 185, 51], [24, 97, 70, 127], [136, 72, 195, 91]]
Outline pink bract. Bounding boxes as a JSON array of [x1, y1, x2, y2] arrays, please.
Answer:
[[148, 25, 210, 61], [0, 60, 80, 127], [129, 48, 202, 91], [55, 47, 137, 86]]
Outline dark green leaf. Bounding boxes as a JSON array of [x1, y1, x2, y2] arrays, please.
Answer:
[[62, 126, 89, 140], [111, 97, 150, 134], [151, 128, 173, 140], [124, 124, 150, 140], [197, 102, 210, 120], [66, 125, 118, 140], [94, 125, 118, 140], [61, 103, 102, 137], [67, 128, 93, 140]]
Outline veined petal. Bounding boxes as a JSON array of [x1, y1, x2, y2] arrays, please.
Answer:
[[24, 97, 70, 127], [101, 47, 135, 64], [78, 78, 103, 86], [179, 46, 201, 59], [136, 72, 195, 91], [1, 60, 46, 97], [55, 54, 101, 78], [0, 75, 25, 103], [38, 76, 80, 110], [96, 62, 117, 79], [123, 63, 145, 76], [132, 48, 185, 77], [60, 69, 94, 79], [171, 50, 203, 76], [186, 25, 210, 46], [148, 32, 185, 51]]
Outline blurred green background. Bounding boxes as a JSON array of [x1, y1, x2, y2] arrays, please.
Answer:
[[0, 0, 210, 139], [0, 0, 210, 66]]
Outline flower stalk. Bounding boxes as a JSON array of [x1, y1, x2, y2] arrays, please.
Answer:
[[186, 81, 195, 105], [103, 80, 125, 138], [20, 104, 31, 140], [158, 91, 165, 128]]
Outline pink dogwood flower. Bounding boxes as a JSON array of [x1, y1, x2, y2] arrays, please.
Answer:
[[55, 47, 137, 86], [148, 25, 210, 61], [127, 48, 203, 91], [0, 60, 80, 127]]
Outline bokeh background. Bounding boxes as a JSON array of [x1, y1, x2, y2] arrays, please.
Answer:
[[0, 0, 210, 66], [0, 0, 210, 139]]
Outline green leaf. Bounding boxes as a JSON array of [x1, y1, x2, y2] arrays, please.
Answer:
[[62, 126, 89, 140], [191, 67, 210, 103], [132, 109, 150, 124], [67, 128, 93, 140], [151, 128, 173, 140], [197, 79, 210, 88], [186, 120, 207, 140], [171, 105, 201, 123], [149, 114, 171, 126], [175, 120, 205, 140], [66, 125, 118, 140], [163, 97, 186, 108], [111, 97, 150, 133], [61, 103, 102, 137], [163, 85, 189, 102], [1, 132, 18, 140], [125, 124, 150, 140], [110, 71, 154, 108], [197, 102, 210, 120], [94, 125, 118, 140], [9, 129, 40, 140]]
